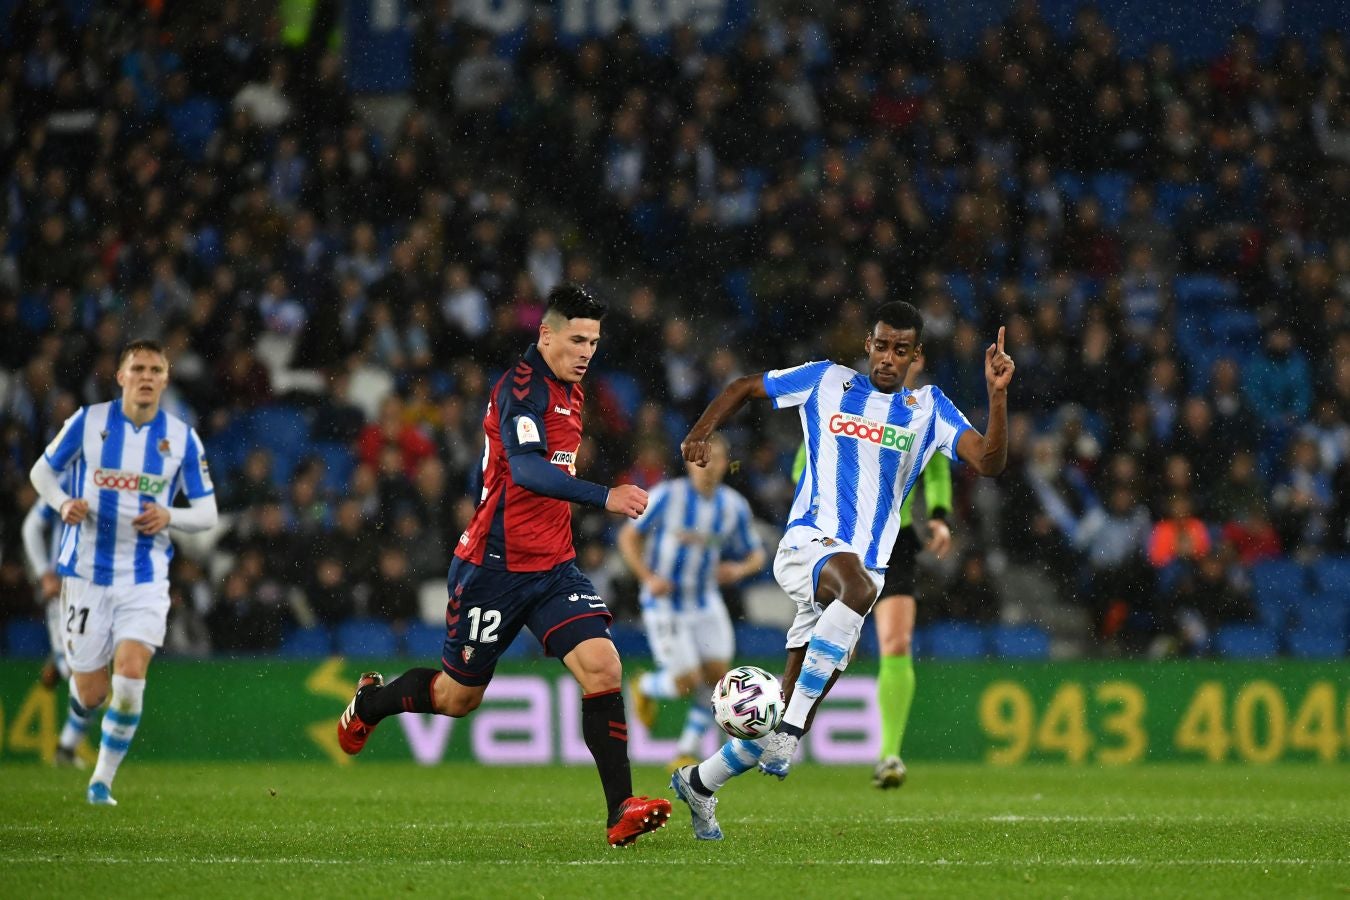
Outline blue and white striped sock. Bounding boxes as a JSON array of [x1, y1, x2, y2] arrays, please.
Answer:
[[782, 602, 864, 731], [639, 670, 679, 700], [676, 703, 715, 758], [695, 736, 767, 794], [91, 675, 144, 788], [59, 687, 91, 752]]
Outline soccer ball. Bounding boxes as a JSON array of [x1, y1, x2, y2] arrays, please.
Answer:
[[712, 665, 784, 740]]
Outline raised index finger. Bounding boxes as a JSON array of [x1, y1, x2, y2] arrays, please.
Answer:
[[996, 326, 1006, 353]]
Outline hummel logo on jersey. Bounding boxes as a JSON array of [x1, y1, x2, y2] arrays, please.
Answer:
[[100, 430, 109, 440], [92, 468, 169, 494], [553, 406, 572, 416], [828, 413, 916, 451]]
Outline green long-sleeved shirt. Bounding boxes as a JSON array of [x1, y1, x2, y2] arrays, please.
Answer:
[[790, 443, 951, 528]]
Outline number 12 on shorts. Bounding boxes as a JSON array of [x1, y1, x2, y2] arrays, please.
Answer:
[[466, 607, 501, 643]]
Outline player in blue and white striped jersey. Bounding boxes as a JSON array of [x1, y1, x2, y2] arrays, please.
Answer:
[[669, 301, 1014, 840], [20, 477, 93, 767], [617, 434, 766, 768], [29, 340, 219, 806]]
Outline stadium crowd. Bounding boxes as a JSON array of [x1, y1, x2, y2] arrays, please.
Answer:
[[0, 0, 1347, 660]]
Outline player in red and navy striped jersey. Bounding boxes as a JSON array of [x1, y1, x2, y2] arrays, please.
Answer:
[[337, 284, 671, 847]]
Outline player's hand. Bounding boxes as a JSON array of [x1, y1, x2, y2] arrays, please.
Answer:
[[985, 326, 1015, 393], [643, 573, 674, 596], [39, 571, 60, 600], [680, 433, 712, 467], [924, 519, 952, 559], [132, 501, 172, 535], [59, 498, 89, 525], [606, 484, 649, 519]]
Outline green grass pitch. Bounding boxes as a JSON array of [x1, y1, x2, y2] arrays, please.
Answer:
[[2, 762, 1346, 898]]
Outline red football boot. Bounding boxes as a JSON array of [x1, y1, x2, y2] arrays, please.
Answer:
[[606, 795, 672, 847], [336, 672, 384, 755]]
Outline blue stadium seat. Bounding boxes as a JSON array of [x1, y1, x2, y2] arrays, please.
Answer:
[[734, 623, 784, 660], [607, 623, 650, 659], [335, 619, 398, 658], [278, 626, 332, 658], [1172, 275, 1238, 312], [1310, 557, 1350, 601], [1285, 629, 1346, 659], [944, 272, 979, 321], [401, 621, 445, 659], [602, 372, 641, 422], [1091, 171, 1132, 225], [313, 441, 357, 495], [990, 623, 1051, 660], [1249, 559, 1309, 631], [923, 621, 988, 660], [1213, 624, 1278, 659], [4, 619, 50, 657], [250, 406, 312, 460], [722, 268, 754, 320]]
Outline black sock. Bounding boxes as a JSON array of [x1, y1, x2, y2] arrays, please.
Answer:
[[356, 668, 439, 725], [581, 689, 633, 824], [688, 766, 712, 797], [779, 721, 805, 738]]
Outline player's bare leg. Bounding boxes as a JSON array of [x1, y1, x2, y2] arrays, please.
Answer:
[[564, 637, 670, 847]]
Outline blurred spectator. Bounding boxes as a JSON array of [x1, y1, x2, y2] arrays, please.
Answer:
[[1148, 494, 1212, 569]]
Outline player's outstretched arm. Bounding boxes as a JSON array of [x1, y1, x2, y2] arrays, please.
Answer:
[[681, 374, 769, 467], [955, 326, 1015, 477], [509, 452, 648, 519]]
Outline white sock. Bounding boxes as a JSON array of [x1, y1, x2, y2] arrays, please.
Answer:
[[676, 704, 715, 757], [695, 735, 769, 794], [59, 683, 92, 752], [782, 603, 864, 731], [639, 670, 679, 700], [92, 675, 145, 788]]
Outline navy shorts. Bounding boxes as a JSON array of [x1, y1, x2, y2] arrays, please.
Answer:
[[879, 528, 921, 599], [440, 556, 613, 686]]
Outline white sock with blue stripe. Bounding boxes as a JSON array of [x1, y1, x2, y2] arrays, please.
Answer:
[[59, 678, 92, 752], [782, 602, 864, 731], [639, 670, 679, 700], [695, 735, 768, 794], [676, 703, 715, 757], [92, 675, 144, 788]]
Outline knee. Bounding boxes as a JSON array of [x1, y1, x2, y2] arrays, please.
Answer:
[[577, 653, 623, 694], [77, 687, 106, 709], [881, 632, 912, 656], [840, 579, 877, 616]]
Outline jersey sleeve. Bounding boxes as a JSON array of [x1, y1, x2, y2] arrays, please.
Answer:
[[762, 361, 832, 409], [177, 427, 215, 499], [633, 482, 671, 535], [43, 408, 86, 471], [498, 378, 549, 458], [930, 386, 974, 462]]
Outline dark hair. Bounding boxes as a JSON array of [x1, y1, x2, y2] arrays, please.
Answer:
[[873, 301, 924, 342], [118, 339, 168, 368], [546, 282, 607, 321]]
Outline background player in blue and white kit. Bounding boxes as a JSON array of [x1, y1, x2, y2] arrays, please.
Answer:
[[617, 433, 766, 769], [28, 340, 219, 805], [669, 302, 1014, 839], [21, 485, 93, 767]]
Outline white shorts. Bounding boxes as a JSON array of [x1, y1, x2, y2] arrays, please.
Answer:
[[773, 524, 885, 669], [43, 596, 71, 679], [59, 578, 170, 673], [640, 596, 735, 675]]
